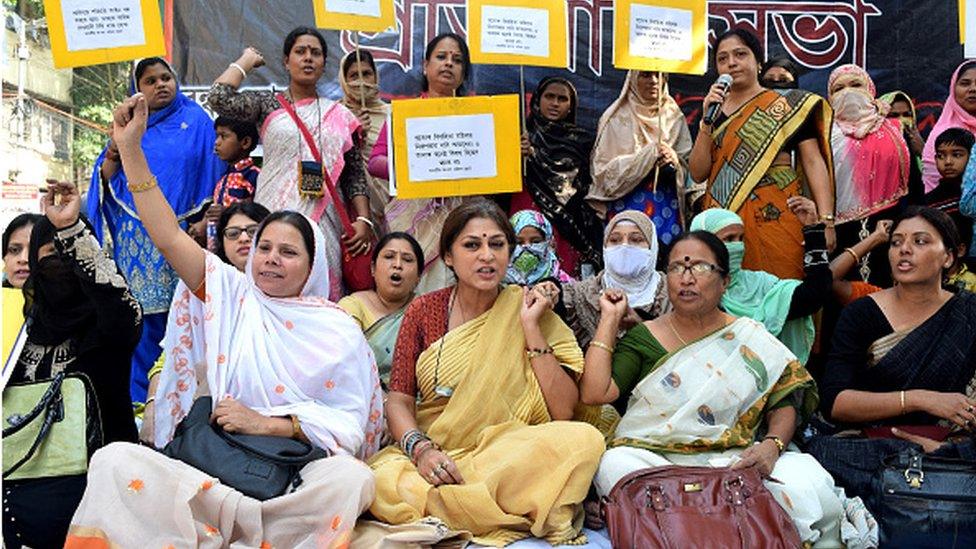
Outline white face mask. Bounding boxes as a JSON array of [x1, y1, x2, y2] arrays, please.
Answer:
[[604, 244, 654, 280]]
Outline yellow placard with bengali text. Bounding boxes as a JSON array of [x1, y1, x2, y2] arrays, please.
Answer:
[[613, 0, 708, 75], [392, 95, 522, 199], [44, 0, 165, 69], [313, 0, 395, 33], [467, 0, 568, 68]]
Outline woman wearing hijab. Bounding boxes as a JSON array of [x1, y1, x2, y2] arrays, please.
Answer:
[[690, 202, 831, 365], [514, 76, 603, 275], [589, 71, 694, 248], [67, 90, 383, 548], [88, 57, 224, 404], [828, 65, 911, 285], [923, 60, 976, 192], [3, 183, 141, 549], [880, 90, 925, 203], [505, 210, 573, 287], [563, 211, 670, 349], [340, 50, 391, 229]]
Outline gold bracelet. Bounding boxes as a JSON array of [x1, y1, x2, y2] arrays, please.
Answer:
[[590, 340, 615, 354], [844, 247, 860, 263], [526, 346, 553, 359], [127, 175, 158, 193], [763, 435, 785, 454], [290, 414, 302, 440], [900, 390, 906, 414]]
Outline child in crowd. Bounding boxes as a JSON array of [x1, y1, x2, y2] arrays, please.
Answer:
[[929, 127, 976, 292], [188, 116, 260, 247]]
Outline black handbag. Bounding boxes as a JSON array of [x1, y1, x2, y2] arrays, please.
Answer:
[[875, 447, 976, 546], [161, 397, 328, 501]]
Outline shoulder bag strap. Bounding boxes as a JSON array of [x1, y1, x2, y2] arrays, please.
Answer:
[[275, 94, 355, 230]]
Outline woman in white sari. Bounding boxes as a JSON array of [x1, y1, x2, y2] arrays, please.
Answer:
[[580, 230, 876, 548], [66, 92, 384, 548]]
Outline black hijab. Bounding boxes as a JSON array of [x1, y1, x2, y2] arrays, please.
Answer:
[[525, 77, 604, 268], [23, 217, 98, 350]]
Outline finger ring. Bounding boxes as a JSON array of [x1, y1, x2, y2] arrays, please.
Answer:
[[968, 406, 974, 413]]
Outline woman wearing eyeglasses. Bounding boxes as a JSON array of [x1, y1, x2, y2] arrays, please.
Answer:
[[579, 230, 862, 547]]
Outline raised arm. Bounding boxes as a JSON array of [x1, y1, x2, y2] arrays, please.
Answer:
[[579, 290, 628, 405], [208, 48, 275, 124], [114, 94, 206, 290]]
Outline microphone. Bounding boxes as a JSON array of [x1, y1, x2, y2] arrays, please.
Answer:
[[702, 74, 734, 126]]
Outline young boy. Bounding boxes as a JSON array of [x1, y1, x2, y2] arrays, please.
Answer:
[[188, 117, 260, 246], [929, 127, 974, 265]]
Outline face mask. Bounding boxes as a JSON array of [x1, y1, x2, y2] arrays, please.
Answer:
[[34, 253, 81, 306], [511, 243, 547, 275], [604, 244, 654, 280], [830, 88, 876, 123], [725, 241, 745, 275]]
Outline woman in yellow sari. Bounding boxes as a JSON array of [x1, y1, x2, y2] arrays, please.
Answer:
[[369, 200, 604, 546], [689, 29, 835, 279]]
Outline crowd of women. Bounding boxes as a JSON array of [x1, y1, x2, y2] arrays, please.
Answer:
[[3, 24, 976, 549]]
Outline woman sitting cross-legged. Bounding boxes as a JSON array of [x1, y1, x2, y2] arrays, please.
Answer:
[[806, 207, 976, 520], [581, 230, 873, 548], [65, 93, 384, 548], [367, 200, 605, 546]]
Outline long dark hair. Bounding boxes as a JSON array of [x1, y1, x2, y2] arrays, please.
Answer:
[[3, 212, 41, 257], [372, 231, 425, 274], [421, 33, 470, 94], [714, 28, 764, 72], [214, 201, 271, 265]]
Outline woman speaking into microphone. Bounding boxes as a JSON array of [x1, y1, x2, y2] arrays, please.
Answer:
[[689, 29, 835, 280]]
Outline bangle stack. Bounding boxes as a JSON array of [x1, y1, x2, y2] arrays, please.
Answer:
[[401, 428, 436, 465], [289, 414, 302, 440], [127, 175, 158, 193]]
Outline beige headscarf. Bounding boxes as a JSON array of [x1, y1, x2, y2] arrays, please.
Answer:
[[588, 71, 693, 216]]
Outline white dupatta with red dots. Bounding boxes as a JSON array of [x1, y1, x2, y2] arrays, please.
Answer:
[[153, 214, 383, 458]]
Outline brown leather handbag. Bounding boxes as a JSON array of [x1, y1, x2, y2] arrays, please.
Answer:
[[601, 465, 802, 549]]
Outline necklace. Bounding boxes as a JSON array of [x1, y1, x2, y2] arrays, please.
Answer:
[[432, 289, 459, 398], [666, 315, 689, 346]]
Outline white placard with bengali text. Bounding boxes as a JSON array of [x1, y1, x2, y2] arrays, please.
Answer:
[[62, 0, 146, 52], [628, 4, 693, 62], [405, 114, 498, 182], [325, 0, 382, 17], [480, 5, 550, 58]]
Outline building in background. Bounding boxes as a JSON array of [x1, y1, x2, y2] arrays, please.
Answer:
[[1, 9, 74, 228]]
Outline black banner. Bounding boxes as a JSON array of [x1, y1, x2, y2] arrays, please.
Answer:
[[171, 0, 964, 135]]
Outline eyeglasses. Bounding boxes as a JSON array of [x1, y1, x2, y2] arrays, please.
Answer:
[[222, 225, 259, 240], [665, 262, 724, 278]]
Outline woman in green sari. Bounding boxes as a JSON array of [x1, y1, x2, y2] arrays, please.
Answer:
[[339, 232, 424, 388], [580, 230, 874, 547]]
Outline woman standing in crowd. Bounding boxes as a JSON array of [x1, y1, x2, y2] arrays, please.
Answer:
[[90, 57, 223, 403], [581, 231, 864, 548], [515, 76, 603, 275], [69, 92, 383, 547], [807, 207, 976, 505], [139, 201, 271, 441], [923, 60, 976, 191], [589, 71, 694, 250], [689, 199, 831, 365], [208, 27, 373, 300], [828, 64, 910, 286], [690, 29, 835, 280], [369, 33, 472, 292], [3, 213, 40, 361], [340, 50, 391, 229], [4, 183, 141, 549], [761, 56, 800, 89], [339, 232, 424, 389], [563, 211, 670, 349], [368, 200, 604, 546], [504, 210, 572, 287]]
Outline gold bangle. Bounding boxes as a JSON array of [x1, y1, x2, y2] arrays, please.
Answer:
[[526, 346, 553, 359], [844, 247, 860, 263], [900, 390, 906, 414], [290, 414, 302, 440], [763, 435, 785, 454], [590, 340, 615, 354], [127, 175, 158, 193]]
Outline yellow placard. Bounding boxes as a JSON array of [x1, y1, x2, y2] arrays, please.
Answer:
[[467, 0, 568, 68], [44, 0, 165, 69], [961, 0, 966, 44], [392, 95, 522, 200], [313, 0, 395, 33], [613, 0, 708, 75]]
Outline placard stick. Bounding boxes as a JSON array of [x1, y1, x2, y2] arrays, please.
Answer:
[[354, 31, 366, 112], [652, 71, 664, 192], [520, 64, 527, 176]]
